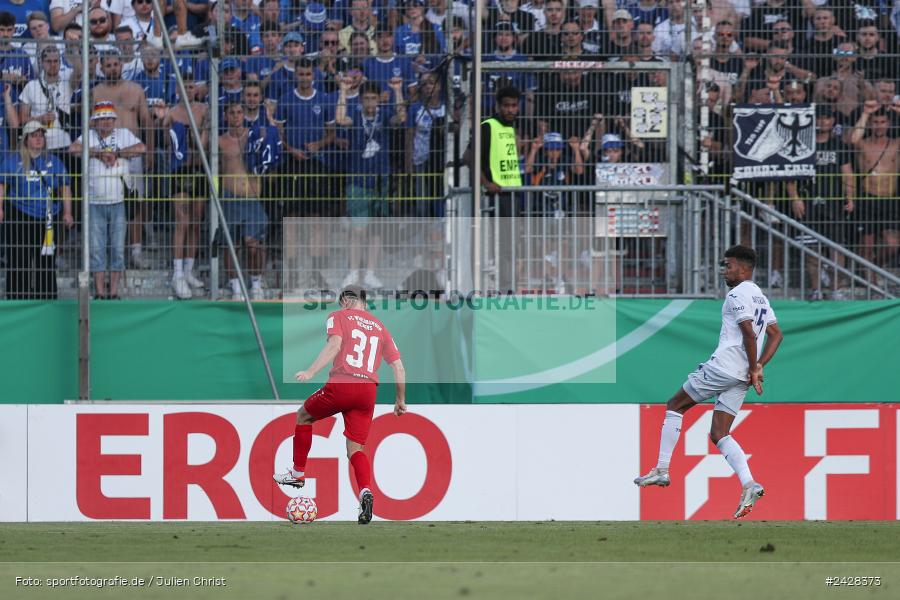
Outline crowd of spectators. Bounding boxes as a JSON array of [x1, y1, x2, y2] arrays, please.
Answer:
[[0, 0, 897, 300]]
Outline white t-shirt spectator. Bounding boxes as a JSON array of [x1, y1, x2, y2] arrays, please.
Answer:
[[19, 75, 74, 150], [106, 0, 136, 22], [49, 0, 116, 29], [119, 16, 155, 42], [75, 127, 141, 204]]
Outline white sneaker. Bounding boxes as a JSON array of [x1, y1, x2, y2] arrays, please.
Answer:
[[273, 467, 305, 488], [830, 288, 848, 300], [184, 272, 204, 289], [174, 32, 206, 48], [633, 467, 670, 487], [250, 285, 264, 300], [342, 269, 360, 288], [769, 270, 783, 289], [734, 481, 765, 519], [819, 270, 832, 288], [808, 288, 823, 301], [363, 270, 383, 288], [172, 275, 192, 299]]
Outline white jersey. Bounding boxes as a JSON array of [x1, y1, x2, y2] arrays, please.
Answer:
[[706, 280, 777, 379]]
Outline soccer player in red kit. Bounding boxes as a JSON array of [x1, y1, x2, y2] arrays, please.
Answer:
[[274, 285, 407, 524]]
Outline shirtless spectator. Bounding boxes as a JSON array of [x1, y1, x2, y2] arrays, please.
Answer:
[[850, 100, 900, 280], [164, 74, 209, 299], [93, 49, 154, 268], [219, 101, 268, 301]]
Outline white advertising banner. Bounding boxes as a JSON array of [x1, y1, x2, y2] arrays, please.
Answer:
[[15, 405, 640, 522], [0, 406, 28, 521]]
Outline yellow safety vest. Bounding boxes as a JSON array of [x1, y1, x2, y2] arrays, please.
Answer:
[[484, 118, 522, 187]]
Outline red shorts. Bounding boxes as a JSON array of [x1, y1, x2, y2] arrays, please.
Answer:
[[303, 379, 377, 445]]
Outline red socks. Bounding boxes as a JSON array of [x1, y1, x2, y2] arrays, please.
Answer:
[[293, 424, 313, 472], [349, 451, 372, 491]]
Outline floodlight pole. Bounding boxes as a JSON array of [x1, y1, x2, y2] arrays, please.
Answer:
[[472, 0, 483, 293]]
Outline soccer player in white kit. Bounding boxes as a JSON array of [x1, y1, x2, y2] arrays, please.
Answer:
[[634, 245, 784, 518]]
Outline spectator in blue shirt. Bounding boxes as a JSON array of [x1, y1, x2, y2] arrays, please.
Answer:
[[394, 0, 446, 65], [231, 0, 262, 54], [363, 24, 416, 99], [0, 121, 73, 299], [264, 31, 305, 104], [0, 12, 36, 103], [336, 77, 406, 289], [274, 56, 336, 214], [245, 22, 281, 81]]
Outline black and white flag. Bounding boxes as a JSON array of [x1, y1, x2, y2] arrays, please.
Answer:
[[732, 104, 815, 180]]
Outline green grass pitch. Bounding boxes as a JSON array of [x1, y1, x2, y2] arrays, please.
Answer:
[[2, 521, 898, 600]]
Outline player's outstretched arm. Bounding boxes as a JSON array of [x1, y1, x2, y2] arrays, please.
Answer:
[[390, 359, 407, 416], [295, 335, 343, 381]]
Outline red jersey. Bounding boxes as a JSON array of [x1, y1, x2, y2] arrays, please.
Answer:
[[326, 308, 400, 384]]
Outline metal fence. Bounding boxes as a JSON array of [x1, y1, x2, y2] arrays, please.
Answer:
[[1, 1, 900, 302]]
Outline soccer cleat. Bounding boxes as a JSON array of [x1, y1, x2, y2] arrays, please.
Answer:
[[358, 489, 374, 524], [172, 275, 192, 299], [733, 482, 765, 519], [633, 467, 670, 487], [273, 468, 305, 489]]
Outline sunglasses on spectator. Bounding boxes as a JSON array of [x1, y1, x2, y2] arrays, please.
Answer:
[[717, 32, 733, 38], [321, 39, 338, 45], [90, 17, 108, 25], [134, 0, 152, 4], [774, 27, 792, 32]]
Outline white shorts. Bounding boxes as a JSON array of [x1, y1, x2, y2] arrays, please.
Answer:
[[682, 363, 749, 416], [127, 156, 145, 197]]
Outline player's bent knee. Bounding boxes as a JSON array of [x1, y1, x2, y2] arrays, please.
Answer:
[[296, 407, 314, 424]]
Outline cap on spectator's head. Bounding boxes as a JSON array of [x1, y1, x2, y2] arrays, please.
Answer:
[[281, 31, 305, 48], [21, 121, 45, 138], [601, 133, 625, 150], [91, 101, 118, 121], [576, 0, 599, 8], [612, 9, 632, 22], [543, 132, 565, 149], [495, 21, 515, 33], [816, 104, 835, 118], [221, 56, 241, 71], [303, 3, 328, 30], [340, 285, 367, 303]]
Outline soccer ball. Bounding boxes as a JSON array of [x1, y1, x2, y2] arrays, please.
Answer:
[[286, 496, 318, 524]]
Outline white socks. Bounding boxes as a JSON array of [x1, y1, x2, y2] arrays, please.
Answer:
[[656, 410, 683, 470], [184, 257, 194, 275], [716, 435, 753, 487], [173, 259, 183, 276]]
